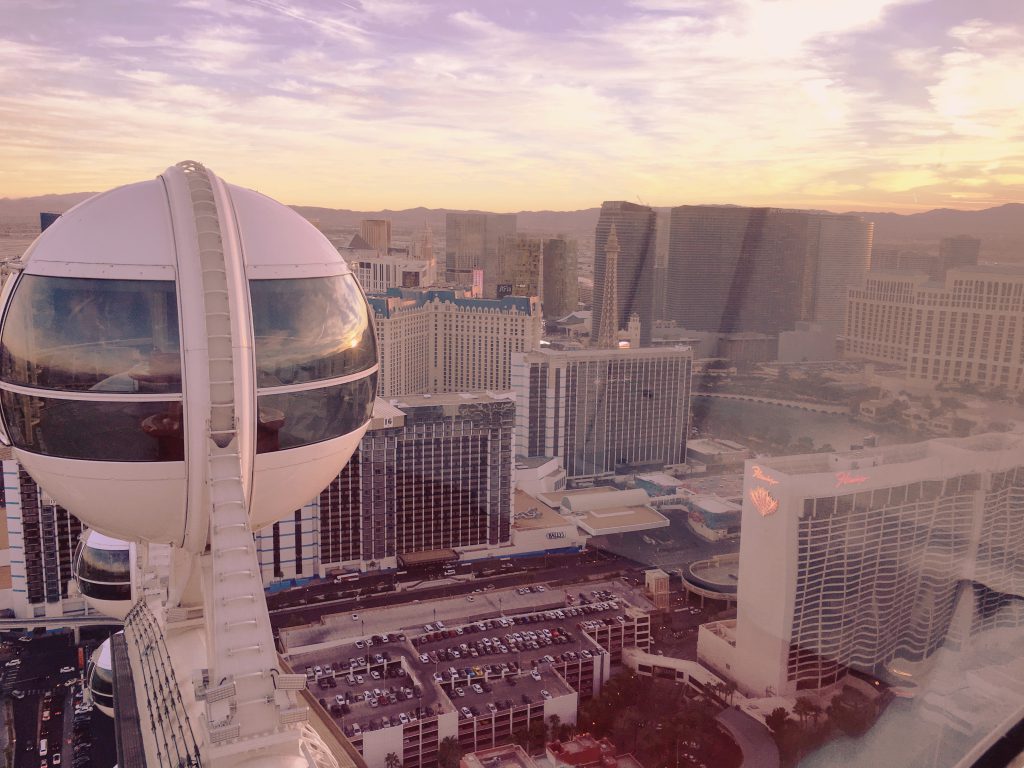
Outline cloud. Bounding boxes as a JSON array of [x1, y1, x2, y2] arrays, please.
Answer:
[[0, 0, 1019, 212]]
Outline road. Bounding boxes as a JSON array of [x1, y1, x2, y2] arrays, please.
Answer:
[[269, 527, 735, 637], [269, 550, 633, 631]]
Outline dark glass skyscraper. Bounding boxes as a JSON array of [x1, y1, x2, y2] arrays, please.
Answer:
[[666, 206, 814, 334], [592, 201, 656, 347], [541, 236, 579, 319], [665, 206, 871, 334]]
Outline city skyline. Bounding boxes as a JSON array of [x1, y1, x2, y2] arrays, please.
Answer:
[[2, 0, 1022, 212]]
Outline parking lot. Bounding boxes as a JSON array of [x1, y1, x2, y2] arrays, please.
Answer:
[[1, 630, 116, 768], [282, 578, 655, 741], [290, 633, 446, 738], [408, 593, 624, 683], [443, 663, 571, 720]]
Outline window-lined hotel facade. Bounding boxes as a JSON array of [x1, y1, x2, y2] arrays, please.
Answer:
[[513, 347, 692, 479], [370, 289, 542, 398], [313, 394, 514, 574], [704, 434, 1024, 697], [1, 457, 87, 618], [845, 265, 1024, 391]]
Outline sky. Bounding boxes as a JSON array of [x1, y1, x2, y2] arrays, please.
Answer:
[[1, 0, 1022, 212]]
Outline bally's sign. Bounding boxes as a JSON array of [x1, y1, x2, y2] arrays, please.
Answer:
[[546, 531, 567, 540]]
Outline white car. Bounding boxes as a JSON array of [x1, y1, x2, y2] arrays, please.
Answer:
[[420, 654, 430, 663], [541, 689, 552, 700], [59, 666, 76, 674], [5, 659, 20, 667], [472, 683, 483, 694], [531, 670, 541, 681]]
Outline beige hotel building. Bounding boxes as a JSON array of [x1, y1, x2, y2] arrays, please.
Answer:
[[845, 265, 1024, 392]]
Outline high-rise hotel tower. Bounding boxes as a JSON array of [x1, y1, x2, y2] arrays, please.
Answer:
[[666, 206, 872, 333], [512, 346, 692, 479], [699, 434, 1024, 696]]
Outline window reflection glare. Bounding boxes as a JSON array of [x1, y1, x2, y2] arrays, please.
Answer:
[[250, 275, 376, 387], [0, 276, 181, 393]]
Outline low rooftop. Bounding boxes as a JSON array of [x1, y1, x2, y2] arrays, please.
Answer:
[[513, 491, 572, 531], [462, 745, 537, 768], [547, 734, 644, 768]]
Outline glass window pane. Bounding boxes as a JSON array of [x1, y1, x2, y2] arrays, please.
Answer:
[[78, 580, 132, 602], [251, 275, 376, 387], [0, 275, 181, 393], [73, 541, 130, 584], [256, 374, 376, 453], [0, 391, 184, 462]]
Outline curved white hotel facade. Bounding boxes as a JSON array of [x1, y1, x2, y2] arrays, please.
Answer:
[[699, 433, 1024, 697]]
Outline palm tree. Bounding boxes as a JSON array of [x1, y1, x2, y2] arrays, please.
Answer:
[[438, 737, 462, 768], [793, 697, 819, 728], [385, 752, 401, 768], [719, 680, 737, 706]]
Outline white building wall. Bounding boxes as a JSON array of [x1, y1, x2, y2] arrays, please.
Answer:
[[360, 722, 406, 768], [3, 460, 28, 618], [732, 436, 1024, 697], [544, 688, 579, 726]]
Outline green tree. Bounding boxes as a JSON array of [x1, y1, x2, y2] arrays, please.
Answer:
[[438, 737, 462, 768], [794, 436, 815, 453], [765, 706, 791, 738], [611, 707, 642, 753], [547, 714, 562, 743], [528, 720, 549, 753], [385, 752, 401, 768]]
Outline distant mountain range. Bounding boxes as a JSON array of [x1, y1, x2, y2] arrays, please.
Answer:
[[2, 193, 1021, 248]]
